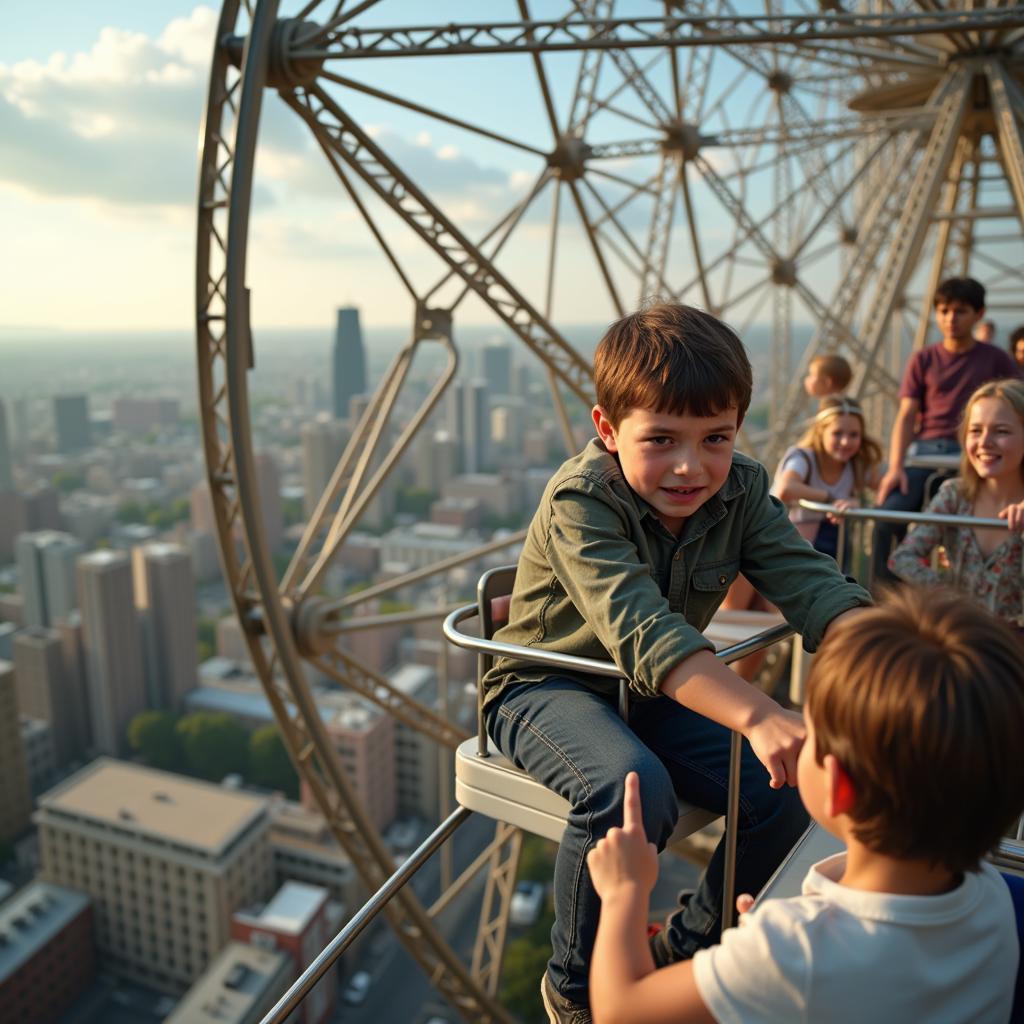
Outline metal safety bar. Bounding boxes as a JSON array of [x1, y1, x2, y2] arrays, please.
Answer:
[[442, 603, 794, 936], [797, 499, 1011, 585], [260, 614, 794, 1024]]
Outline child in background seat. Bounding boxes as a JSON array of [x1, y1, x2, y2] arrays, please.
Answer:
[[587, 587, 1024, 1023], [802, 353, 852, 400], [889, 377, 1024, 630], [772, 396, 882, 563]]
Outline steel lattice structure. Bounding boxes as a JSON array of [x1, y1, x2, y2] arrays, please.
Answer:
[[196, 3, 1024, 1019]]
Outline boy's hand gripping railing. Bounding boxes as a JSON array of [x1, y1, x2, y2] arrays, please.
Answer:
[[443, 588, 794, 934], [258, 593, 793, 1024]]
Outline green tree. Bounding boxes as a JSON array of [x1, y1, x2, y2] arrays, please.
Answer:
[[116, 500, 146, 524], [128, 710, 184, 770], [396, 486, 434, 518], [516, 834, 558, 883], [500, 919, 554, 1022], [177, 712, 249, 781], [282, 496, 304, 527], [248, 725, 299, 798], [51, 470, 85, 494], [197, 616, 217, 663]]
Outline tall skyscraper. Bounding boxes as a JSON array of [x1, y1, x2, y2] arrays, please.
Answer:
[[53, 394, 91, 453], [254, 450, 284, 551], [332, 307, 367, 422], [301, 416, 347, 520], [0, 398, 13, 493], [0, 661, 31, 842], [13, 628, 87, 766], [15, 531, 84, 628], [133, 543, 197, 711], [463, 379, 490, 474], [77, 551, 146, 755], [481, 339, 512, 395]]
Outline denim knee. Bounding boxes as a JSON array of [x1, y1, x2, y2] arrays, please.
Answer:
[[591, 751, 677, 848]]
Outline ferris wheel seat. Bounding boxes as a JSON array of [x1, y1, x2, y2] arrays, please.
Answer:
[[454, 736, 719, 846]]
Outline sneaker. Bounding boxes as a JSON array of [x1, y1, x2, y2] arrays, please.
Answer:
[[648, 922, 679, 969], [540, 971, 592, 1024]]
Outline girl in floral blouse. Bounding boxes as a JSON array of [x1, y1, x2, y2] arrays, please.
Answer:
[[889, 378, 1024, 628]]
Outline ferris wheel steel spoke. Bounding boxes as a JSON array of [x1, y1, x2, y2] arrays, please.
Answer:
[[987, 61, 1024, 228], [586, 163, 657, 195], [587, 169, 661, 232], [327, 529, 529, 615], [320, 71, 547, 156], [308, 647, 469, 750], [295, 83, 594, 401], [432, 170, 555, 311], [566, 0, 611, 133], [680, 165, 715, 311], [566, 178, 625, 315]]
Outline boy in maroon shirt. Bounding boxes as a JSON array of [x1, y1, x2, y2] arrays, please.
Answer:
[[872, 277, 1021, 584]]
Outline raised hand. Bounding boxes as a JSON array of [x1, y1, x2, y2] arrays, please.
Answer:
[[587, 772, 659, 900]]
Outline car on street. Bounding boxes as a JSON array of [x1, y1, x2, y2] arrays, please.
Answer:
[[342, 970, 372, 1006], [510, 880, 545, 926]]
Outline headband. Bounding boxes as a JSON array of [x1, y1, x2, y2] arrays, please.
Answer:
[[814, 398, 862, 423]]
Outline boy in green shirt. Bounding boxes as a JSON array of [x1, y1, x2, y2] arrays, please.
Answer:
[[483, 303, 870, 1023]]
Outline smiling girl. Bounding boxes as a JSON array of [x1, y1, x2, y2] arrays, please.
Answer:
[[889, 378, 1024, 629], [772, 396, 882, 562]]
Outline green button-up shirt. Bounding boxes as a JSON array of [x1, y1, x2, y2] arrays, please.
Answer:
[[483, 438, 871, 708]]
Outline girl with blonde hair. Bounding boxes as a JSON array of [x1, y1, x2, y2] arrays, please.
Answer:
[[772, 396, 883, 561], [890, 378, 1024, 628]]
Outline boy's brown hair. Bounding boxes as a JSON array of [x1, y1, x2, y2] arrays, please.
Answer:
[[933, 276, 986, 311], [809, 354, 852, 393], [594, 303, 752, 427], [806, 587, 1024, 874]]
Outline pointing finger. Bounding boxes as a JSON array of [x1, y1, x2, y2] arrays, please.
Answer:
[[622, 771, 643, 832]]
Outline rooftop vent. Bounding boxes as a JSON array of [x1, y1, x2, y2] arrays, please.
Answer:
[[118, 808, 135, 821], [224, 964, 252, 990], [153, 791, 173, 803]]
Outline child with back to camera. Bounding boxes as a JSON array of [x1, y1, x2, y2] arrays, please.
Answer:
[[772, 396, 882, 563], [587, 587, 1024, 1024], [802, 353, 852, 399], [482, 303, 871, 1022], [889, 377, 1024, 630]]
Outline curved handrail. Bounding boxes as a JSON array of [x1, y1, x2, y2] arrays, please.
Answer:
[[797, 499, 1009, 530], [442, 603, 795, 674]]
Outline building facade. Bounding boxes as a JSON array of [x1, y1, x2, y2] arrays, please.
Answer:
[[0, 662, 31, 842], [36, 759, 274, 993]]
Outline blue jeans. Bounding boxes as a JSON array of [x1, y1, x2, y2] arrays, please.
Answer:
[[871, 436, 960, 587], [486, 677, 808, 1006]]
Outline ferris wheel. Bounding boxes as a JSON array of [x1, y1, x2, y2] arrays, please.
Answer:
[[196, 3, 1024, 1019]]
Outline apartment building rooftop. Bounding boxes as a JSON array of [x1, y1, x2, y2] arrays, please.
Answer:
[[237, 881, 327, 936], [37, 757, 268, 858], [165, 941, 291, 1024], [0, 881, 90, 982]]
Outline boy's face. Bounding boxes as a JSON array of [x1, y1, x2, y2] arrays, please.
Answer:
[[803, 365, 835, 398], [592, 404, 738, 536], [934, 298, 984, 347]]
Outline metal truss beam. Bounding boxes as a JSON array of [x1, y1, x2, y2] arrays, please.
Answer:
[[287, 9, 1024, 60], [471, 824, 523, 996], [282, 86, 594, 405]]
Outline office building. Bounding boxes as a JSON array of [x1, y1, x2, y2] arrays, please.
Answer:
[[254, 451, 284, 552], [20, 717, 56, 795], [165, 942, 291, 1024], [53, 395, 90, 453], [481, 339, 512, 395], [447, 379, 490, 474], [15, 530, 84, 628], [13, 627, 86, 766], [0, 882, 95, 1024], [37, 758, 274, 993], [77, 550, 146, 755], [390, 664, 441, 821], [111, 397, 179, 435], [332, 307, 367, 423], [0, 398, 13, 493], [0, 662, 31, 842], [300, 416, 347, 520], [232, 881, 337, 1024], [267, 801, 357, 907], [133, 542, 197, 710]]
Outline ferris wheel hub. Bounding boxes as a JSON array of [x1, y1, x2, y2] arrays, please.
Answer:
[[547, 135, 592, 180], [290, 594, 337, 657], [268, 19, 325, 89], [660, 121, 704, 161]]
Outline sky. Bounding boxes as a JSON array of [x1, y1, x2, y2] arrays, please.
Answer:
[[0, 1, 627, 333]]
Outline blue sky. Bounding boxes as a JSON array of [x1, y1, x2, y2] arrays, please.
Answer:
[[1, 2, 841, 335]]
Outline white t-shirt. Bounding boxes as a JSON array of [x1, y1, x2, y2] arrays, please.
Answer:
[[693, 854, 1018, 1024]]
